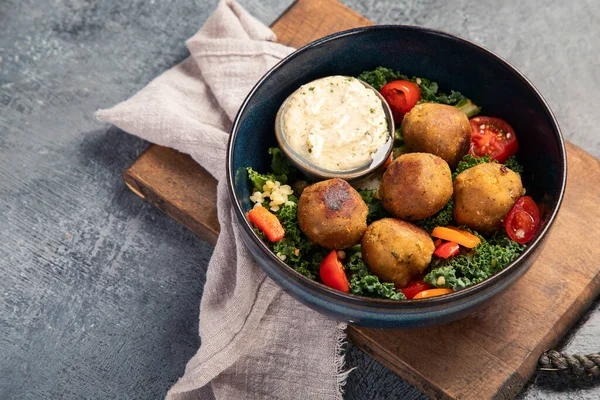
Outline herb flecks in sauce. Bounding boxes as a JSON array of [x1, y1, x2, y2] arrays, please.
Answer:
[[281, 75, 388, 171]]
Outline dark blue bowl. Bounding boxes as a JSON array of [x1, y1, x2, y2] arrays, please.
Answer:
[[226, 26, 566, 329]]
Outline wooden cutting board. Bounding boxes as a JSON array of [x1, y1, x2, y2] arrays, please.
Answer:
[[122, 0, 600, 398]]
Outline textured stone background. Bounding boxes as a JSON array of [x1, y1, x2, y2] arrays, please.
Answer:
[[1, 0, 598, 399]]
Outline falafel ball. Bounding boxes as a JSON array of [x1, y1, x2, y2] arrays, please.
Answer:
[[380, 152, 453, 221], [361, 218, 434, 288], [297, 178, 368, 249], [454, 162, 524, 234], [402, 103, 471, 167]]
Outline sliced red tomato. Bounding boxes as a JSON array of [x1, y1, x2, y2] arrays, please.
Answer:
[[380, 80, 421, 123], [434, 241, 460, 259], [413, 288, 454, 299], [400, 280, 431, 299], [469, 116, 518, 163], [320, 250, 350, 293], [505, 196, 540, 244]]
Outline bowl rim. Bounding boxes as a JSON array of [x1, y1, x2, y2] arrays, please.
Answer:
[[226, 24, 567, 308], [274, 76, 395, 181]]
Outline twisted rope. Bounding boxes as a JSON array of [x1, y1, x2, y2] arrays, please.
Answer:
[[538, 350, 600, 377]]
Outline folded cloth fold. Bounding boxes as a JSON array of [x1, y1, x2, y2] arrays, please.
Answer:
[[96, 1, 348, 399]]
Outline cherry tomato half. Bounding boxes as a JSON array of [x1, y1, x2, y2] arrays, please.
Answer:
[[469, 116, 518, 163], [434, 241, 460, 259], [320, 250, 350, 293], [400, 280, 431, 300], [380, 80, 421, 123], [505, 196, 540, 244], [412, 288, 454, 299]]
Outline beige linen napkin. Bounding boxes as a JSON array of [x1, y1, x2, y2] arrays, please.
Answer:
[[96, 1, 349, 399]]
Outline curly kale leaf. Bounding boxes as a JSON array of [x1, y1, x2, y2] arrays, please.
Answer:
[[346, 252, 406, 300], [358, 189, 390, 224], [452, 154, 492, 180], [423, 266, 472, 290], [417, 77, 464, 105], [247, 147, 298, 191], [246, 168, 278, 192], [268, 147, 297, 183], [452, 154, 524, 180], [415, 198, 455, 233], [272, 201, 328, 280], [358, 67, 408, 91], [454, 98, 481, 118], [394, 126, 404, 146], [425, 232, 526, 290], [392, 127, 409, 158], [358, 67, 479, 116]]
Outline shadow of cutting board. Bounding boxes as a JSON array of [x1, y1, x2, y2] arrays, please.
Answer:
[[122, 0, 600, 398]]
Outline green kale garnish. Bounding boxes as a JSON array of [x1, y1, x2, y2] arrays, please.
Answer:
[[247, 147, 298, 191], [415, 198, 455, 233], [268, 147, 289, 178], [452, 154, 524, 180], [452, 154, 492, 179], [346, 252, 406, 300], [416, 77, 463, 105], [358, 67, 408, 91], [358, 189, 390, 224], [503, 155, 523, 174], [454, 98, 482, 118], [394, 126, 404, 143], [268, 146, 297, 183], [424, 231, 526, 290], [246, 168, 277, 191], [272, 200, 328, 280], [391, 126, 409, 158], [358, 67, 480, 117], [423, 266, 472, 290], [247, 148, 322, 279]]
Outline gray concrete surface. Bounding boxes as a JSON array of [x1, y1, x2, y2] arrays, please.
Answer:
[[0, 0, 598, 399]]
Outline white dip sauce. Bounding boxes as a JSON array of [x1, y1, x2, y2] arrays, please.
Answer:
[[281, 75, 388, 171]]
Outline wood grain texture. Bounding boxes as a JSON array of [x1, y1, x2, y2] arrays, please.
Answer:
[[350, 148, 600, 400], [271, 0, 372, 47], [123, 145, 219, 245], [122, 0, 600, 399]]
